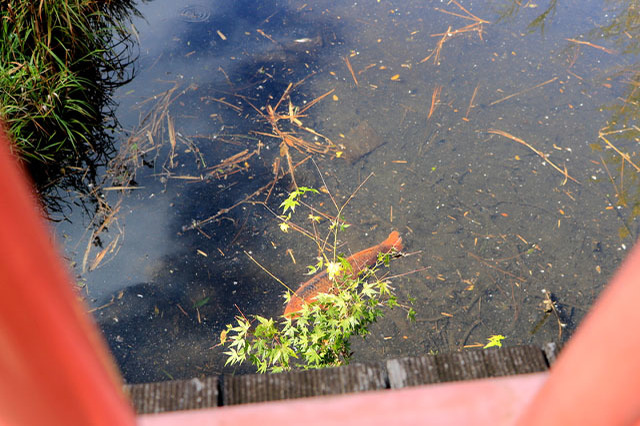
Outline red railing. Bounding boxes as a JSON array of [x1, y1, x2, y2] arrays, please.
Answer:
[[0, 127, 135, 425]]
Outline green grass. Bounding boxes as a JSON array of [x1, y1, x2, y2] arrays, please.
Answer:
[[0, 0, 137, 188]]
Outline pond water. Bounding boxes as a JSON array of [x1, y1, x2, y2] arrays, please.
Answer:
[[55, 0, 640, 383]]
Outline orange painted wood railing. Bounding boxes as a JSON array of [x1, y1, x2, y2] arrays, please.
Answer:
[[0, 125, 135, 425]]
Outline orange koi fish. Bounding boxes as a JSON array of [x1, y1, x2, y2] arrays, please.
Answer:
[[284, 231, 403, 318]]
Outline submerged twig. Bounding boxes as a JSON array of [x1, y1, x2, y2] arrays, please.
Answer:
[[181, 175, 281, 232], [428, 85, 443, 119], [599, 131, 640, 173], [486, 129, 579, 184], [566, 38, 616, 55], [344, 56, 358, 86], [465, 85, 479, 119], [489, 77, 558, 106], [244, 250, 296, 294], [421, 1, 489, 65]]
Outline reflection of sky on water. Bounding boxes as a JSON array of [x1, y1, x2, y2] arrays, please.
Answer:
[[54, 0, 640, 382], [119, 0, 333, 113]]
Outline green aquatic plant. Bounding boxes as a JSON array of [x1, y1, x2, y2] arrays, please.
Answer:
[[222, 262, 399, 372], [221, 184, 413, 372], [280, 186, 319, 214]]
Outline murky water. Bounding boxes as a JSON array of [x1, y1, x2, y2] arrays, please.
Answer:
[[55, 0, 640, 383]]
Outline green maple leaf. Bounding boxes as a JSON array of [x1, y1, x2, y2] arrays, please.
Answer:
[[280, 196, 299, 214], [484, 334, 506, 349]]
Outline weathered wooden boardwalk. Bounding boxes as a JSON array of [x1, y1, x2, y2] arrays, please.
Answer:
[[125, 344, 556, 414]]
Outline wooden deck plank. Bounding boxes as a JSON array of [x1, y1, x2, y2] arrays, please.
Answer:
[[386, 355, 440, 388], [124, 376, 219, 414], [126, 345, 552, 414], [223, 362, 387, 405]]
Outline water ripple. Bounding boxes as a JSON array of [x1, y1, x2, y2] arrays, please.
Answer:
[[178, 4, 211, 23]]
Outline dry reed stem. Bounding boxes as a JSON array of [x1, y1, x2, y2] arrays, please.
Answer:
[[598, 132, 640, 173], [428, 85, 443, 119], [599, 154, 623, 204], [274, 83, 294, 112], [90, 234, 121, 272], [81, 200, 122, 273], [244, 250, 296, 294], [218, 66, 234, 87], [431, 22, 485, 39], [256, 29, 277, 44], [182, 178, 279, 232], [246, 84, 337, 189], [200, 148, 257, 180], [153, 79, 337, 239], [420, 27, 449, 64], [344, 56, 358, 86], [358, 63, 376, 75], [298, 89, 335, 114], [200, 96, 243, 112], [421, 22, 485, 65], [167, 114, 176, 168], [422, 1, 489, 65], [489, 77, 558, 106], [487, 129, 580, 184], [466, 85, 479, 119], [82, 81, 203, 267], [103, 186, 146, 190], [434, 0, 490, 24], [566, 38, 616, 55], [434, 7, 477, 21], [448, 0, 491, 24], [183, 153, 315, 233], [467, 251, 526, 282]]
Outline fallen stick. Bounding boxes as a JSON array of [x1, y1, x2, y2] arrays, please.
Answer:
[[487, 129, 580, 184], [490, 77, 558, 106], [344, 56, 358, 86], [428, 85, 443, 119], [566, 38, 616, 55]]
